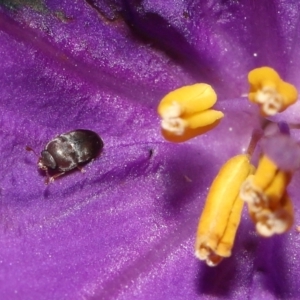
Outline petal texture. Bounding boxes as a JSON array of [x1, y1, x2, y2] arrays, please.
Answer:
[[1, 1, 300, 300]]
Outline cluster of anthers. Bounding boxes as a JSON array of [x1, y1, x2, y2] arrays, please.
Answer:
[[157, 67, 299, 267]]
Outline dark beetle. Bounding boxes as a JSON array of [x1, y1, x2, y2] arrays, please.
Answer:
[[28, 129, 103, 183]]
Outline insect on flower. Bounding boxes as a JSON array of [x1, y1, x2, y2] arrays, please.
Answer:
[[26, 129, 104, 184]]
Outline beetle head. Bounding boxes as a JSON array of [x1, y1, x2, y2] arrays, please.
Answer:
[[39, 150, 57, 170]]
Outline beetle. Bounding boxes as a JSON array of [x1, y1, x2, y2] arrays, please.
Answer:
[[27, 129, 104, 184]]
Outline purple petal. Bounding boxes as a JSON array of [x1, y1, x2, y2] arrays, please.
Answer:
[[1, 1, 300, 300], [262, 134, 300, 171]]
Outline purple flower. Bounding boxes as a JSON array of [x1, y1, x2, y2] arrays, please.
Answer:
[[1, 1, 300, 299]]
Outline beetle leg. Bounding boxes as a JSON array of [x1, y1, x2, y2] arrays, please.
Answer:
[[77, 166, 86, 173], [45, 172, 66, 185]]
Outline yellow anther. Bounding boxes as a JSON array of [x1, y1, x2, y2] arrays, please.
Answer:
[[158, 84, 224, 142], [240, 155, 294, 236], [249, 193, 294, 237], [264, 170, 291, 209], [240, 155, 291, 210], [248, 67, 298, 116], [195, 154, 253, 266], [252, 155, 278, 190]]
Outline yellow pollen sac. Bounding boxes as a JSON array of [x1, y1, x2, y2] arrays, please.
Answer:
[[195, 154, 253, 266], [240, 155, 294, 236], [248, 67, 298, 116], [157, 84, 224, 142], [240, 155, 291, 210], [249, 193, 294, 237]]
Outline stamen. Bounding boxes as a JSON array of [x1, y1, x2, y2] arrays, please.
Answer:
[[195, 154, 253, 266], [240, 176, 267, 213], [251, 194, 294, 237], [255, 86, 283, 116], [158, 84, 224, 142], [160, 102, 186, 135], [246, 129, 263, 156], [248, 67, 298, 116], [240, 153, 294, 236], [251, 155, 278, 190]]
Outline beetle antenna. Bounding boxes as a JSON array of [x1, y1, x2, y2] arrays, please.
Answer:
[[26, 146, 39, 157]]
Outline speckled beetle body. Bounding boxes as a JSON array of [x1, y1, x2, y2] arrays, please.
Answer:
[[37, 129, 103, 183]]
